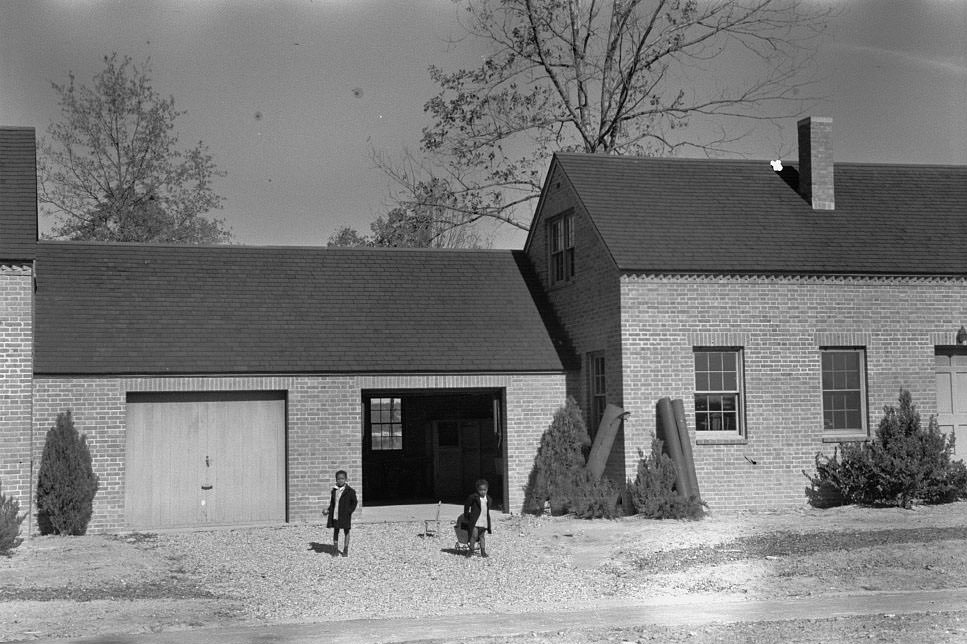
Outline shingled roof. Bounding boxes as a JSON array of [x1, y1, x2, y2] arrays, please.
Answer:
[[0, 127, 38, 260], [34, 243, 569, 375], [552, 153, 967, 275]]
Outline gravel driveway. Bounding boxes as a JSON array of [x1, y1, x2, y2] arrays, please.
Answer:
[[146, 515, 619, 623]]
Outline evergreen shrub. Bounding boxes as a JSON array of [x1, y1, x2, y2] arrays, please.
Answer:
[[806, 390, 967, 507], [523, 397, 591, 515], [629, 438, 706, 520], [565, 469, 621, 519], [0, 481, 25, 555], [36, 411, 99, 535]]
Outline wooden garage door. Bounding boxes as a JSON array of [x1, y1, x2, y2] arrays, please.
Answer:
[[125, 391, 286, 529], [936, 351, 967, 459]]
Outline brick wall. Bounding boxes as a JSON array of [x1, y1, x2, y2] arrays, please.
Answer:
[[0, 265, 32, 513], [286, 377, 362, 522], [32, 378, 126, 531], [526, 165, 625, 480], [505, 374, 569, 512], [32, 372, 565, 532], [620, 273, 967, 511]]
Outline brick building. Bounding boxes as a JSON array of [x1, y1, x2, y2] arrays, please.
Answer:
[[2, 117, 966, 530], [0, 127, 573, 532], [525, 117, 967, 510]]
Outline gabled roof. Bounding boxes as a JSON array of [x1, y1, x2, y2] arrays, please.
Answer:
[[552, 152, 967, 274], [34, 243, 569, 375]]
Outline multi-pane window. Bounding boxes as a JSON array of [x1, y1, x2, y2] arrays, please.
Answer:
[[821, 349, 867, 433], [549, 213, 575, 283], [694, 349, 743, 434], [588, 352, 606, 435], [369, 397, 402, 450]]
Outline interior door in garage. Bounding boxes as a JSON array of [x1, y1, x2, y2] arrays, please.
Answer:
[[125, 391, 286, 529], [936, 350, 967, 458]]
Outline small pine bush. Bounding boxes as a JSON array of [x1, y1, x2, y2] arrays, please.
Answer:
[[0, 481, 25, 555], [916, 422, 967, 503], [523, 397, 591, 515], [806, 390, 967, 507], [36, 411, 99, 535], [804, 448, 848, 508], [920, 457, 967, 504], [565, 469, 621, 519], [629, 438, 706, 520]]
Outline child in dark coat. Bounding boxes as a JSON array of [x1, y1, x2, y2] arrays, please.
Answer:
[[463, 478, 492, 558], [326, 470, 358, 556]]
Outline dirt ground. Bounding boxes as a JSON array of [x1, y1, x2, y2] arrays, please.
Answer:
[[451, 611, 967, 644], [2, 502, 967, 642]]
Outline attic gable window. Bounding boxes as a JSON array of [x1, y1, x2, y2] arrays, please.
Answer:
[[549, 212, 575, 284]]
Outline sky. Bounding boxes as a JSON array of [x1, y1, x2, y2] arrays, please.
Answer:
[[1, 0, 965, 249]]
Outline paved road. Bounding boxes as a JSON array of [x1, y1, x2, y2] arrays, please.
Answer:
[[31, 588, 967, 644]]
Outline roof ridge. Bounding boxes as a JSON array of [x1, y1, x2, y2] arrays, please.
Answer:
[[36, 240, 519, 253], [554, 152, 967, 170]]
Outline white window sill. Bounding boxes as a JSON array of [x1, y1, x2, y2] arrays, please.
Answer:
[[822, 432, 869, 443], [695, 434, 747, 446]]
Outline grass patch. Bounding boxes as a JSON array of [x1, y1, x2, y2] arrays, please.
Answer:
[[0, 579, 215, 602], [633, 526, 967, 571]]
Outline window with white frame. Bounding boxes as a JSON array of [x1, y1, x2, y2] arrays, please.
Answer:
[[549, 212, 575, 284], [588, 351, 606, 435], [821, 348, 867, 434], [369, 397, 402, 450], [694, 348, 744, 434]]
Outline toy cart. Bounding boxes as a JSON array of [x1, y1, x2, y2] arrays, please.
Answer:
[[453, 513, 471, 551]]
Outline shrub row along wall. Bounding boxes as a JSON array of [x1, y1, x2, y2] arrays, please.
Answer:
[[620, 273, 967, 511], [31, 373, 566, 532]]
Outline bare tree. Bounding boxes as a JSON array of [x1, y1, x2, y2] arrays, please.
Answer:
[[377, 0, 829, 237], [39, 54, 231, 244]]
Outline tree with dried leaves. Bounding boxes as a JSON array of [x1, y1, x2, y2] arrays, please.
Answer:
[[39, 54, 232, 244], [327, 189, 489, 249], [375, 0, 829, 238]]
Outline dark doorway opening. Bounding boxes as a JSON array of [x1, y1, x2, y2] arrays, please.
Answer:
[[361, 389, 504, 508]]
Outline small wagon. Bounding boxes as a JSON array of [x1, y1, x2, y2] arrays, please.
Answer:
[[453, 513, 472, 551]]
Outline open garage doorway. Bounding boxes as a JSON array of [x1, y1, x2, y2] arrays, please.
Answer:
[[361, 389, 505, 509]]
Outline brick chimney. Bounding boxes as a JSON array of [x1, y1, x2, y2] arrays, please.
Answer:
[[0, 127, 38, 260], [797, 116, 834, 210]]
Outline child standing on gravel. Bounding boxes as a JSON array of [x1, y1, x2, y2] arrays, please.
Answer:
[[463, 478, 492, 558], [326, 470, 357, 557]]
